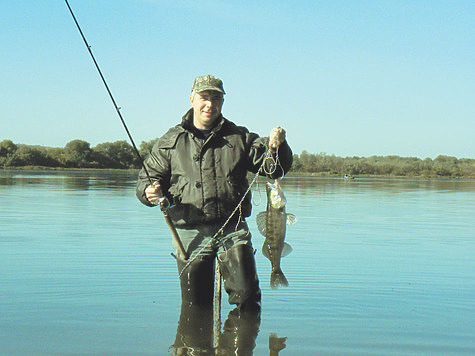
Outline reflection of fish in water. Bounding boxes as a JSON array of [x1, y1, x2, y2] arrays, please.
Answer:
[[256, 179, 297, 288], [269, 333, 287, 356]]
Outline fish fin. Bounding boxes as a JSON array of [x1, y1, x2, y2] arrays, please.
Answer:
[[270, 269, 289, 289], [281, 242, 293, 257], [286, 213, 297, 225], [256, 211, 267, 237], [262, 244, 271, 260]]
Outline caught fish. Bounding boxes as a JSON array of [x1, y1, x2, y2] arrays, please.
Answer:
[[256, 179, 297, 288]]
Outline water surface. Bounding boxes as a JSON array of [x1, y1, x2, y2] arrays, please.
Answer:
[[1, 170, 474, 355]]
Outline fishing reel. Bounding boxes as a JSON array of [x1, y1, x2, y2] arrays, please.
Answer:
[[158, 196, 171, 211], [154, 185, 171, 211]]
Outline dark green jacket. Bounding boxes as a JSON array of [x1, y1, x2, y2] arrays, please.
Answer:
[[136, 109, 293, 226]]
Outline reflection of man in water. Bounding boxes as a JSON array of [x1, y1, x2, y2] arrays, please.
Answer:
[[172, 307, 287, 354], [172, 300, 261, 355]]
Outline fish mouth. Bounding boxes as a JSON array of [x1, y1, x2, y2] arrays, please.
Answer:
[[267, 181, 278, 189], [267, 181, 286, 209]]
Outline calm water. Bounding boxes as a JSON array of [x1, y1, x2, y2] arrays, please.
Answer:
[[0, 170, 474, 355]]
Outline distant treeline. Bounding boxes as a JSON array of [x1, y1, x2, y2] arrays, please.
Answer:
[[292, 151, 474, 178], [0, 139, 154, 170], [1, 139, 474, 177]]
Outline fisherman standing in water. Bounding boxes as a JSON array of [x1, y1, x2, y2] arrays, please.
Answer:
[[136, 75, 292, 331]]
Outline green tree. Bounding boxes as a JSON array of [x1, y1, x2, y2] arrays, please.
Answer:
[[93, 140, 137, 168], [0, 139, 18, 157], [139, 138, 159, 159], [291, 154, 303, 171], [6, 146, 45, 166], [299, 151, 317, 173], [64, 140, 92, 168], [434, 155, 457, 164], [47, 147, 67, 167]]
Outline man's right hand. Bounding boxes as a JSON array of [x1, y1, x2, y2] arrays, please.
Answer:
[[145, 181, 162, 205]]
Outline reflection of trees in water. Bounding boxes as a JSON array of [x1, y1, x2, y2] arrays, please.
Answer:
[[0, 170, 138, 191], [3, 171, 472, 195], [273, 176, 475, 195]]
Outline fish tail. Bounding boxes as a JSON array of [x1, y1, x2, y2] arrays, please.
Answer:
[[270, 269, 289, 289]]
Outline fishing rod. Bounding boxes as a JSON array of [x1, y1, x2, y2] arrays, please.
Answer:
[[64, 0, 187, 260]]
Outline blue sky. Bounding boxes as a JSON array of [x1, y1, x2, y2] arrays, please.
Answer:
[[1, 0, 474, 158]]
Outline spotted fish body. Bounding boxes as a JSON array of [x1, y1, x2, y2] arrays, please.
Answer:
[[256, 179, 297, 288]]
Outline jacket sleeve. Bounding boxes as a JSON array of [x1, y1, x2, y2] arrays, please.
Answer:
[[136, 141, 172, 207], [246, 132, 293, 179]]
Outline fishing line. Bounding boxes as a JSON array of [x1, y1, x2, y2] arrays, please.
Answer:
[[252, 146, 283, 206], [251, 177, 263, 206], [178, 147, 281, 278], [64, 0, 152, 183], [262, 146, 285, 179]]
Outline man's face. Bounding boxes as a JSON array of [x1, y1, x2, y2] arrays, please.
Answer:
[[190, 90, 224, 129]]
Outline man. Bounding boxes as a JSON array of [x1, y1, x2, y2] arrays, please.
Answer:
[[136, 74, 292, 313]]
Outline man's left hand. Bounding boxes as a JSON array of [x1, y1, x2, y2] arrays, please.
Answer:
[[269, 126, 286, 149]]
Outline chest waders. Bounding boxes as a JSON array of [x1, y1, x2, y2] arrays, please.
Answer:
[[217, 244, 261, 310], [175, 244, 261, 310]]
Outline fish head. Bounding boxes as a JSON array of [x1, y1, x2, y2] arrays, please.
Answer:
[[266, 180, 286, 209]]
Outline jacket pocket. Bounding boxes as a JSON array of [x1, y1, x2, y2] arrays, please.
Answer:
[[168, 176, 190, 204]]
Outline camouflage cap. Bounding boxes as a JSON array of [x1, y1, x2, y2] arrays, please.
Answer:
[[191, 74, 226, 95]]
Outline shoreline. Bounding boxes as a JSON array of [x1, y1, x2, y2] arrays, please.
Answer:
[[1, 166, 474, 179]]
